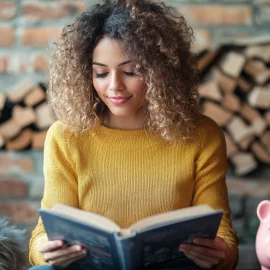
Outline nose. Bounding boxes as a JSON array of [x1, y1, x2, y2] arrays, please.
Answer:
[[109, 71, 124, 92]]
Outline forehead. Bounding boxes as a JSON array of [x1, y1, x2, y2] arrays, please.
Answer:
[[92, 37, 128, 64]]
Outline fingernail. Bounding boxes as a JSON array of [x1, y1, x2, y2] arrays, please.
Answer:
[[76, 245, 82, 251]]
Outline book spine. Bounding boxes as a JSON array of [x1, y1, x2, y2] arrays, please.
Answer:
[[114, 233, 137, 270]]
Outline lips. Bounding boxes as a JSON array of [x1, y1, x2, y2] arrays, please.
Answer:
[[107, 96, 132, 105]]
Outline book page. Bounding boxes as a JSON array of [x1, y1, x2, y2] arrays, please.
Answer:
[[51, 204, 121, 233], [128, 205, 220, 233]]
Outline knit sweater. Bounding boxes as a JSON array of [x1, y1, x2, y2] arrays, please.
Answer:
[[29, 115, 238, 269]]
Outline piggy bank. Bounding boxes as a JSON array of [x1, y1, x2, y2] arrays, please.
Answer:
[[256, 200, 270, 270]]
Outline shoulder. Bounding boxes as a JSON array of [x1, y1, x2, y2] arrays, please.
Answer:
[[195, 115, 226, 147]]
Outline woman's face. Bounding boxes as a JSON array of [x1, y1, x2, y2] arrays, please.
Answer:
[[92, 37, 146, 122]]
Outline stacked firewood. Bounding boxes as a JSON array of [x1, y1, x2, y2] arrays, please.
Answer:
[[198, 43, 270, 176], [0, 79, 56, 150]]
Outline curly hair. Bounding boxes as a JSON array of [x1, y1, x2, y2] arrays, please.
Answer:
[[48, 0, 201, 141]]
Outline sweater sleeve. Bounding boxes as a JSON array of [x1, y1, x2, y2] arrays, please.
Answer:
[[192, 116, 239, 270], [29, 121, 79, 265]]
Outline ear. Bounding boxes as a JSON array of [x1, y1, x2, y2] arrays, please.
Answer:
[[257, 200, 270, 222]]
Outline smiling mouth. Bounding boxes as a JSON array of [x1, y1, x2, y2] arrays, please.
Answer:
[[107, 96, 132, 105]]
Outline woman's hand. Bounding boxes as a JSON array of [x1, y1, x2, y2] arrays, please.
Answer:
[[179, 236, 228, 269], [39, 240, 87, 268]]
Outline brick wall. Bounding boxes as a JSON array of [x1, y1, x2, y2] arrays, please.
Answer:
[[0, 1, 269, 269]]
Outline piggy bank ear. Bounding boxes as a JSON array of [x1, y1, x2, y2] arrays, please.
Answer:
[[257, 200, 270, 222]]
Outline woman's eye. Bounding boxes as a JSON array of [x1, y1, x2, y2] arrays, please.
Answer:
[[124, 72, 134, 76], [95, 72, 108, 78]]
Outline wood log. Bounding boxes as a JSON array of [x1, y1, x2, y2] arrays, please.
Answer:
[[214, 69, 237, 92], [32, 130, 47, 149], [244, 60, 270, 85], [240, 103, 261, 122], [35, 103, 56, 129], [251, 118, 267, 136], [261, 131, 270, 152], [239, 135, 254, 150], [13, 106, 36, 128], [220, 52, 246, 78], [199, 81, 222, 102], [0, 119, 21, 140], [222, 93, 241, 112], [6, 129, 32, 150], [198, 50, 220, 74], [248, 86, 270, 109], [0, 133, 4, 148], [24, 86, 46, 107], [251, 142, 270, 163], [7, 78, 34, 103], [237, 76, 252, 93], [226, 116, 255, 143], [0, 92, 6, 111], [230, 152, 258, 176], [245, 44, 270, 63], [266, 111, 270, 125], [203, 101, 233, 126], [224, 131, 238, 157]]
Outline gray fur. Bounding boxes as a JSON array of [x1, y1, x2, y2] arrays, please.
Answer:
[[0, 217, 28, 270]]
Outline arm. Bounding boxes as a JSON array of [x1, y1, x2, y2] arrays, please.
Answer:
[[29, 121, 80, 265], [181, 117, 239, 270]]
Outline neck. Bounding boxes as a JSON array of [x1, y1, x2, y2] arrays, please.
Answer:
[[104, 110, 145, 130]]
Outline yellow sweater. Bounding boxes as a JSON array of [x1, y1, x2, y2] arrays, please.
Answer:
[[29, 115, 238, 269]]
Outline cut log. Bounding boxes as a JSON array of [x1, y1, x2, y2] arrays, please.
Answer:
[[7, 78, 34, 103], [266, 111, 270, 125], [251, 142, 270, 163], [240, 103, 261, 122], [220, 52, 246, 78], [198, 50, 220, 74], [251, 118, 267, 136], [203, 101, 233, 126], [0, 119, 21, 140], [226, 116, 254, 143], [222, 93, 241, 112], [248, 86, 270, 109], [230, 152, 258, 176], [35, 103, 56, 129], [237, 76, 252, 93], [13, 106, 36, 128], [198, 81, 222, 101], [244, 60, 270, 85], [32, 130, 47, 149], [261, 131, 270, 152], [0, 133, 4, 148], [224, 132, 238, 157], [214, 69, 236, 92], [239, 135, 254, 150], [6, 129, 32, 150], [0, 92, 6, 111], [24, 86, 46, 106], [245, 44, 270, 63]]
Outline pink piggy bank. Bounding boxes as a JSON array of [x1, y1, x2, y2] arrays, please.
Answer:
[[256, 200, 270, 270]]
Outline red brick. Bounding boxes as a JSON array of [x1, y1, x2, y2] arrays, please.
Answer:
[[21, 27, 61, 47], [0, 202, 38, 224], [0, 178, 28, 197], [0, 27, 14, 46], [33, 54, 49, 72], [0, 1, 17, 20], [0, 154, 34, 173], [177, 5, 252, 26], [22, 1, 86, 20]]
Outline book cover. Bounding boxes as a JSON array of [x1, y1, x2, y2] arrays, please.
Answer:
[[40, 206, 223, 270]]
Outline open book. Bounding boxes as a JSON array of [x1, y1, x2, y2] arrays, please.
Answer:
[[40, 204, 223, 270]]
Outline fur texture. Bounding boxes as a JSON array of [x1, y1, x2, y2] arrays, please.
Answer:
[[0, 217, 28, 270]]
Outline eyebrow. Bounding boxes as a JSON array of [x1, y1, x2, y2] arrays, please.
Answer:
[[92, 60, 132, 67]]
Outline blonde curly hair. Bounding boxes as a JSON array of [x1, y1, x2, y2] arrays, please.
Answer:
[[48, 0, 201, 142]]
